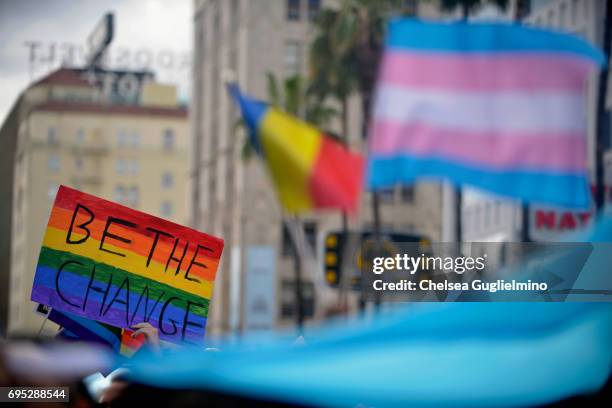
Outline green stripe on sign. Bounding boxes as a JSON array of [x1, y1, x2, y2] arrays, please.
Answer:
[[38, 246, 209, 316]]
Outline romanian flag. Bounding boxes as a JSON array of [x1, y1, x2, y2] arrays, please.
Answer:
[[369, 20, 604, 209], [229, 85, 364, 213]]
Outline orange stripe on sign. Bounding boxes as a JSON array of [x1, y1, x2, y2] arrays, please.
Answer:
[[47, 205, 219, 282], [42, 227, 216, 296]]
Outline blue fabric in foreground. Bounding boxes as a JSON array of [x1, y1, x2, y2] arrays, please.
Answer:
[[125, 218, 612, 407]]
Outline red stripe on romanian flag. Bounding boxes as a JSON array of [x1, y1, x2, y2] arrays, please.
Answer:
[[240, 93, 364, 213]]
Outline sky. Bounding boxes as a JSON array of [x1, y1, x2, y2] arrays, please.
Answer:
[[0, 0, 192, 124]]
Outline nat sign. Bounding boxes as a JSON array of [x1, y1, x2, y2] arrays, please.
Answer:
[[31, 186, 224, 344], [529, 206, 594, 242]]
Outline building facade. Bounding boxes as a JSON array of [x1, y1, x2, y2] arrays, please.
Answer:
[[0, 68, 189, 336], [191, 0, 443, 336]]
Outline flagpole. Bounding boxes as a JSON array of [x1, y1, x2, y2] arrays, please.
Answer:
[[521, 202, 530, 242], [454, 5, 469, 245], [455, 188, 462, 242], [595, 0, 611, 211], [371, 191, 383, 308], [286, 217, 305, 330]]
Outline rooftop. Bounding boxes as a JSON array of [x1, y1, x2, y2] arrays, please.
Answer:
[[32, 68, 92, 88], [33, 100, 187, 118]]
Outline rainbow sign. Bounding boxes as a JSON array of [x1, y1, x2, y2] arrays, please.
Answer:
[[31, 186, 224, 344]]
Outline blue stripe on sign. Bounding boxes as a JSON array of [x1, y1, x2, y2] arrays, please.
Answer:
[[386, 19, 605, 65], [34, 265, 207, 344], [368, 154, 591, 210]]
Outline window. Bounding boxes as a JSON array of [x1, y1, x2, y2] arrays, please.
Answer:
[[127, 186, 139, 207], [307, 0, 320, 21], [403, 0, 418, 16], [163, 129, 175, 151], [281, 221, 317, 257], [379, 187, 395, 203], [287, 0, 300, 20], [213, 3, 220, 38], [161, 200, 173, 217], [127, 159, 139, 175], [76, 128, 85, 144], [475, 205, 482, 231], [114, 185, 125, 203], [571, 0, 579, 23], [280, 280, 314, 318], [115, 158, 125, 175], [464, 208, 472, 229], [117, 130, 127, 147], [47, 184, 59, 201], [547, 10, 555, 26], [559, 3, 567, 26], [74, 156, 84, 170], [401, 185, 414, 203], [494, 201, 501, 225], [162, 172, 174, 189], [48, 127, 58, 145], [131, 131, 140, 148], [284, 41, 301, 75], [47, 154, 60, 172], [231, 0, 240, 32]]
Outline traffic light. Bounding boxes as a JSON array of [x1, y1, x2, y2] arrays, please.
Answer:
[[323, 232, 343, 286], [323, 230, 430, 289]]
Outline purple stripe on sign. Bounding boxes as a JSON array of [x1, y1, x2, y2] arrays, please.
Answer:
[[32, 266, 206, 344], [369, 120, 586, 172], [379, 52, 593, 92], [35, 284, 206, 344]]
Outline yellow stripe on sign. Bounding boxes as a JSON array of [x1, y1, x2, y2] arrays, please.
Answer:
[[259, 108, 322, 212], [42, 227, 213, 299]]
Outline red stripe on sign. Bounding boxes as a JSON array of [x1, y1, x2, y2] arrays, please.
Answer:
[[52, 185, 224, 258]]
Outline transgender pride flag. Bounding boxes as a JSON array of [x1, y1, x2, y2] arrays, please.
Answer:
[[368, 20, 605, 209]]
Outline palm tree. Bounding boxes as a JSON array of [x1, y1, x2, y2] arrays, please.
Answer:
[[309, 0, 510, 134], [309, 0, 413, 139], [266, 72, 337, 125]]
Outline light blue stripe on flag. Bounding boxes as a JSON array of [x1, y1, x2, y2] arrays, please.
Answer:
[[369, 155, 591, 209], [387, 19, 605, 64]]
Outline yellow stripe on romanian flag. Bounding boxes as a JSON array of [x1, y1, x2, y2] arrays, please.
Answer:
[[229, 84, 364, 213]]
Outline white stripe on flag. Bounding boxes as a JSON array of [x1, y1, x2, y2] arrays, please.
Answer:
[[372, 85, 586, 134]]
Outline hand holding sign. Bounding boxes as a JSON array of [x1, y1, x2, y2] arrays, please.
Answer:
[[130, 322, 160, 354], [31, 186, 224, 345]]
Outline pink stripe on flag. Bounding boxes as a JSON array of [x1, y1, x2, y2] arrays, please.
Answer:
[[379, 52, 592, 92], [370, 120, 586, 172]]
